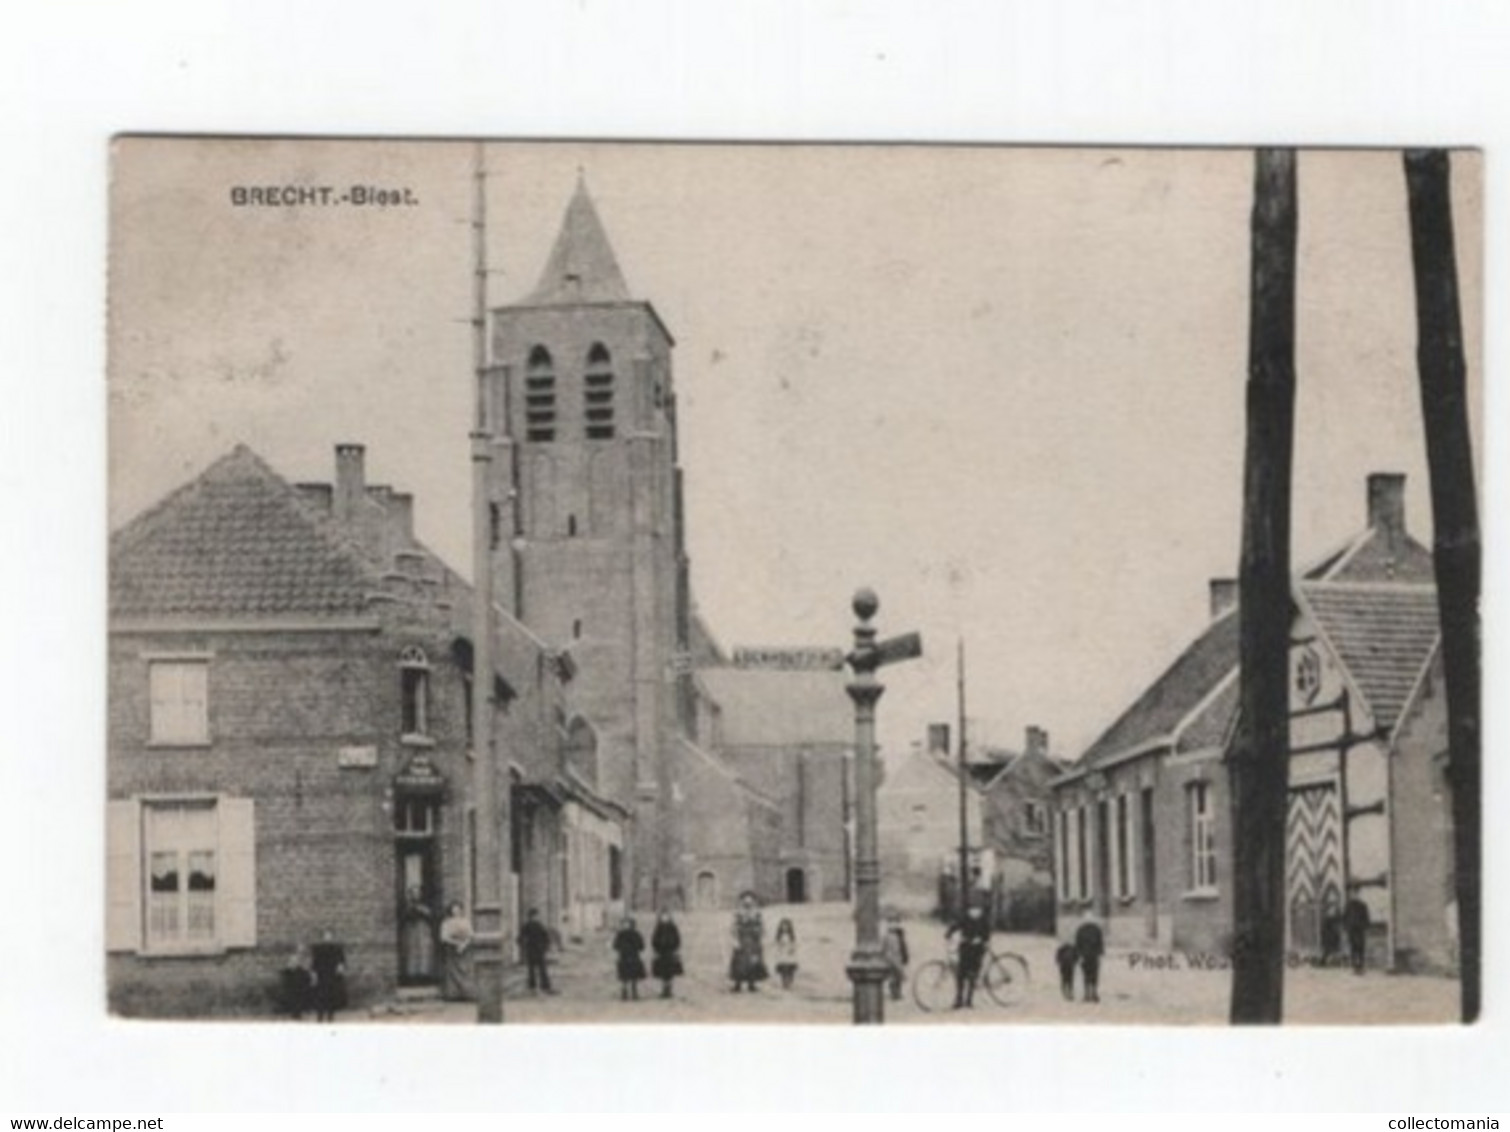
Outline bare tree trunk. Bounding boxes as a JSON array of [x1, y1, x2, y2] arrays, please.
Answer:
[[1228, 148, 1298, 1025], [1403, 148, 1481, 1023]]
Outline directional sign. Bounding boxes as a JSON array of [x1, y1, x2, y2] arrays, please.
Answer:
[[875, 632, 923, 667]]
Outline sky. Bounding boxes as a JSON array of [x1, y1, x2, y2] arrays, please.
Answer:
[[109, 139, 1484, 763]]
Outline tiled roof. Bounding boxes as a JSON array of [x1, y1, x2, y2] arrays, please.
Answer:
[[1319, 528, 1436, 585], [1301, 581, 1440, 734], [1077, 609, 1239, 769], [1176, 671, 1239, 753], [110, 445, 379, 618], [523, 178, 633, 305]]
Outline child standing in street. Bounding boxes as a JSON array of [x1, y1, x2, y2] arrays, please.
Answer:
[[773, 918, 800, 990], [650, 910, 684, 999], [1055, 942, 1079, 1001], [881, 912, 910, 1002], [613, 916, 648, 1001]]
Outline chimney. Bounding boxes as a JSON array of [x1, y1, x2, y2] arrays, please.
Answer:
[[1368, 472, 1406, 546], [1024, 726, 1049, 760], [334, 444, 366, 524], [926, 723, 951, 755], [388, 491, 415, 548], [1209, 577, 1239, 620]]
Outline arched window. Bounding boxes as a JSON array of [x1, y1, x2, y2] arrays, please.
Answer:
[[399, 646, 430, 737], [584, 342, 615, 440], [525, 346, 556, 442]]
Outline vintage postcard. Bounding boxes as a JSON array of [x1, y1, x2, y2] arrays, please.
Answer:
[[106, 138, 1482, 1026]]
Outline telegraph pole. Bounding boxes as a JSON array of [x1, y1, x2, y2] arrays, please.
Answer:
[[1229, 148, 1298, 1025], [956, 638, 970, 920], [1404, 148, 1481, 1022], [469, 142, 506, 1023], [845, 588, 921, 1024]]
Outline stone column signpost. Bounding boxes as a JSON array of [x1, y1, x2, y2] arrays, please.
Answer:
[[844, 588, 921, 1025]]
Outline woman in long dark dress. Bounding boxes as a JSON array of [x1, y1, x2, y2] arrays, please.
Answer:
[[613, 916, 648, 1001], [400, 886, 435, 982], [650, 911, 684, 999], [438, 901, 474, 1002], [309, 929, 347, 1022]]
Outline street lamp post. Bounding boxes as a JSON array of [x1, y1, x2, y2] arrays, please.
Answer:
[[845, 588, 921, 1025]]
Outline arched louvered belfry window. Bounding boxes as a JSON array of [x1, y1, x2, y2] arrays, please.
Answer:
[[525, 346, 556, 442], [584, 342, 615, 440]]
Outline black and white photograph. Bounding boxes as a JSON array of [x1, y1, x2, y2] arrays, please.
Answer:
[[104, 138, 1482, 1029]]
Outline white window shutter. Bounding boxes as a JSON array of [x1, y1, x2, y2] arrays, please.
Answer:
[[1126, 796, 1139, 899], [106, 800, 142, 952], [1108, 798, 1122, 901], [1053, 810, 1067, 901], [219, 797, 257, 948]]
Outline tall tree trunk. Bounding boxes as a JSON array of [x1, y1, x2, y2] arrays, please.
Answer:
[[1403, 148, 1481, 1023], [1229, 148, 1298, 1025]]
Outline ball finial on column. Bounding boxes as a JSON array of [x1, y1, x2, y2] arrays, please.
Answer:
[[852, 587, 879, 622]]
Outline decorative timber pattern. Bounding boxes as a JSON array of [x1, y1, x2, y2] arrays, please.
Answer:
[[1286, 783, 1344, 953]]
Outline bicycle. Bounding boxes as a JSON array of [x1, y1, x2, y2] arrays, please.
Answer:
[[911, 944, 1031, 1011]]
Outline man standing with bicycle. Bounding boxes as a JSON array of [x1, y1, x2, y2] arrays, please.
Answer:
[[947, 902, 991, 1009]]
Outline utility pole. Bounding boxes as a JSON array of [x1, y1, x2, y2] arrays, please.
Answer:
[[1228, 148, 1298, 1025], [1403, 148, 1481, 1023], [469, 141, 506, 1023], [956, 638, 970, 921]]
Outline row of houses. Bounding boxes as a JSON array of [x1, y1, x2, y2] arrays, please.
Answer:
[[107, 181, 854, 1016], [869, 472, 1459, 980], [1048, 473, 1458, 974]]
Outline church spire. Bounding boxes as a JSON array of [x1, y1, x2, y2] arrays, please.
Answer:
[[523, 175, 633, 305]]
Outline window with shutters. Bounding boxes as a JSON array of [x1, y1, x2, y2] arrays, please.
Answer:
[[583, 342, 615, 440], [145, 800, 218, 949], [1055, 809, 1071, 901], [525, 346, 557, 442], [107, 796, 256, 955], [1188, 781, 1217, 893], [148, 659, 209, 746], [1114, 792, 1133, 899]]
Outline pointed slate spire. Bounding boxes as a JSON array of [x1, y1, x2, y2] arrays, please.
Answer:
[[524, 174, 633, 305]]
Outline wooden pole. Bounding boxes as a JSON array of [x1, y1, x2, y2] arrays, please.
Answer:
[[957, 638, 970, 920], [1228, 148, 1298, 1025], [469, 142, 506, 1023], [1403, 148, 1481, 1023]]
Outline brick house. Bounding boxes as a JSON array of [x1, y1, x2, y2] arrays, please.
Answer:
[[107, 443, 624, 1016], [972, 727, 1063, 932], [876, 729, 986, 916], [1049, 474, 1455, 972]]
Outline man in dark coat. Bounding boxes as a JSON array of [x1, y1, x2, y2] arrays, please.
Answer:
[[518, 907, 555, 994], [1074, 917, 1105, 1004], [946, 903, 991, 1009], [1343, 897, 1371, 975]]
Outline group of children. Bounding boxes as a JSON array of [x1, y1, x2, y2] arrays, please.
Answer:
[[608, 892, 808, 1001], [609, 911, 687, 1000]]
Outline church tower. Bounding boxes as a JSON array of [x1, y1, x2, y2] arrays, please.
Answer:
[[489, 178, 692, 909]]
